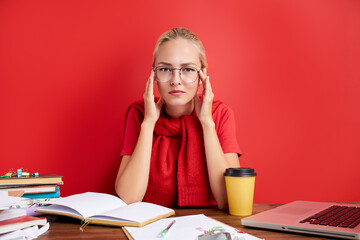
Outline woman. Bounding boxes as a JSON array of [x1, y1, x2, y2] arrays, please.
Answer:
[[115, 28, 241, 209]]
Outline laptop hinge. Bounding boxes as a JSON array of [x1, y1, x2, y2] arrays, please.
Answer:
[[286, 227, 357, 239]]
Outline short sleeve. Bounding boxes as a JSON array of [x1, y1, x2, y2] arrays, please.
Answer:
[[212, 102, 242, 157], [120, 106, 144, 157]]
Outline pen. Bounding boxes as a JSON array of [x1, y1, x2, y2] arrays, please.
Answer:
[[157, 220, 176, 238]]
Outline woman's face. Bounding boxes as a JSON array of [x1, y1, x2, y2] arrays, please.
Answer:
[[154, 38, 202, 107]]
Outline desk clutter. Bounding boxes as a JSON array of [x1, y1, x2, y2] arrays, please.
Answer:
[[0, 210, 49, 239], [0, 169, 63, 200], [35, 192, 262, 240], [0, 169, 62, 239], [0, 194, 49, 239], [0, 169, 261, 240]]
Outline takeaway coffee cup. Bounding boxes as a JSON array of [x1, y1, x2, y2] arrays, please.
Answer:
[[224, 168, 257, 216]]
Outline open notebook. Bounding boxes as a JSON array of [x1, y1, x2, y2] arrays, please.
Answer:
[[36, 192, 175, 227]]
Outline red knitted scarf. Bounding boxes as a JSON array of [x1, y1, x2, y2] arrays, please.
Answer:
[[125, 99, 221, 207]]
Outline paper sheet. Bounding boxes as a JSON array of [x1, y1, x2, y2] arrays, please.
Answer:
[[0, 209, 26, 221], [0, 192, 25, 210], [0, 223, 49, 240], [124, 214, 263, 240]]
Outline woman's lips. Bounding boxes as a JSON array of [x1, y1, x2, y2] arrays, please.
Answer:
[[168, 90, 185, 96]]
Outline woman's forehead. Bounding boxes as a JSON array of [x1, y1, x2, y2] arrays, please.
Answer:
[[155, 38, 201, 66]]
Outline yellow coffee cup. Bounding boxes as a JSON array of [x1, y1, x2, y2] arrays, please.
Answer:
[[225, 168, 256, 216]]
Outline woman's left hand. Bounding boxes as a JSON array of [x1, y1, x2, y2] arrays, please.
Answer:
[[194, 69, 215, 125]]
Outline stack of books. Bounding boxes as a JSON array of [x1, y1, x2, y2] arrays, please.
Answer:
[[0, 174, 63, 199], [0, 209, 48, 238]]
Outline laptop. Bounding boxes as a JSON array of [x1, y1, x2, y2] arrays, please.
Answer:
[[241, 201, 360, 239]]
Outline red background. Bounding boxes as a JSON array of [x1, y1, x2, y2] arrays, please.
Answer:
[[1, 0, 359, 204]]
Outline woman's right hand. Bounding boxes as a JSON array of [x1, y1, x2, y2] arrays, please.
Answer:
[[143, 70, 164, 125]]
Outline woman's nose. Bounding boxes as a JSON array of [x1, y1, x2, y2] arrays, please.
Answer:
[[169, 69, 182, 86]]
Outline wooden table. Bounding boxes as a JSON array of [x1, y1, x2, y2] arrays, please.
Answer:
[[37, 203, 341, 239]]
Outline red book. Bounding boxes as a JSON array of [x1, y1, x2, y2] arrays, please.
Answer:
[[0, 215, 47, 234]]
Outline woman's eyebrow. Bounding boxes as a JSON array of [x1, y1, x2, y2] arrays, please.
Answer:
[[157, 62, 172, 66], [156, 62, 198, 67], [180, 62, 197, 66]]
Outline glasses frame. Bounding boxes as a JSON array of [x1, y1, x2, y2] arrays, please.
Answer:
[[152, 65, 201, 84]]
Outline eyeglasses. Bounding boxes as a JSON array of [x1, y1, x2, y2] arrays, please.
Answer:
[[153, 66, 200, 84]]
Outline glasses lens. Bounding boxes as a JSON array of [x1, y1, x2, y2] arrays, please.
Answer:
[[180, 67, 198, 83], [156, 67, 172, 82]]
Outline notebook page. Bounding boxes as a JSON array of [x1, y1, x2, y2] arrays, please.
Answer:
[[37, 205, 84, 218], [124, 214, 264, 240], [89, 202, 173, 222], [47, 192, 126, 218]]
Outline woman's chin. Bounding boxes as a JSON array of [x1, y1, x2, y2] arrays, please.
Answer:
[[164, 97, 194, 107]]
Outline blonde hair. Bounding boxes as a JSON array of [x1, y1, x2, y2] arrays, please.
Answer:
[[152, 28, 208, 68]]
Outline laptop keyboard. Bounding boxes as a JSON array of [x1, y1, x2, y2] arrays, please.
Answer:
[[300, 205, 360, 228]]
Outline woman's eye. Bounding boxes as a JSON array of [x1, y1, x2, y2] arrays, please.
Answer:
[[159, 68, 170, 72], [183, 68, 195, 72]]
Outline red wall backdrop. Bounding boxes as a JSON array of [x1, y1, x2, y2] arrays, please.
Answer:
[[1, 0, 359, 203]]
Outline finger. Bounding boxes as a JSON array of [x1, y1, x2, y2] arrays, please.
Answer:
[[150, 69, 155, 81], [203, 68, 207, 78], [202, 75, 209, 90], [156, 97, 164, 106], [198, 71, 206, 88], [145, 72, 155, 101], [199, 69, 207, 83], [146, 70, 154, 88], [145, 78, 150, 97], [148, 71, 155, 95], [205, 76, 214, 102], [204, 76, 212, 93], [202, 76, 212, 98], [206, 76, 212, 92]]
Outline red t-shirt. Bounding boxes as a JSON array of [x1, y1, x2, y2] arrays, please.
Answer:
[[120, 100, 241, 206]]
